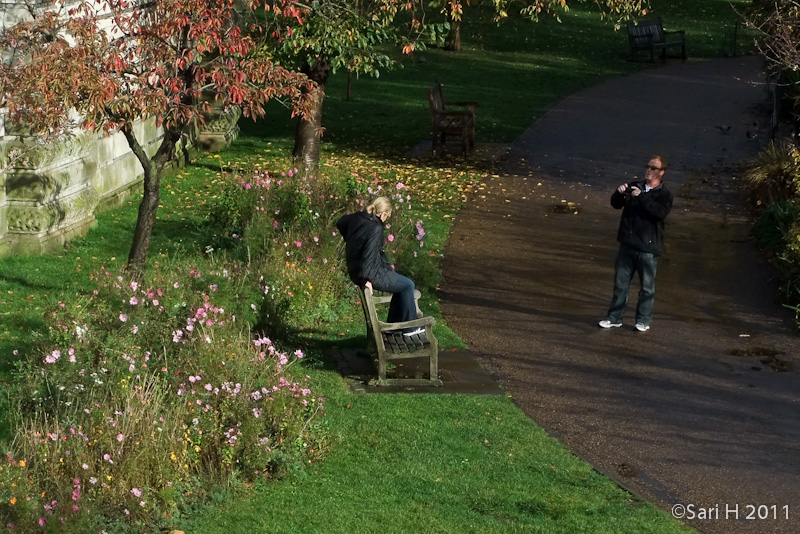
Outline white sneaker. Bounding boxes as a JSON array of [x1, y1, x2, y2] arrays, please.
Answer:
[[598, 320, 622, 329], [635, 323, 650, 332], [403, 327, 425, 337]]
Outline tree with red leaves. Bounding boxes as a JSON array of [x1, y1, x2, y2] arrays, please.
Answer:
[[0, 0, 313, 276]]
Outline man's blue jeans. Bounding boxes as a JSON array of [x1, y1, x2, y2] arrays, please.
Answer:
[[606, 243, 659, 326], [373, 272, 417, 324]]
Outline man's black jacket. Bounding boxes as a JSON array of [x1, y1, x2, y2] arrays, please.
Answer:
[[611, 180, 673, 256], [336, 211, 395, 288]]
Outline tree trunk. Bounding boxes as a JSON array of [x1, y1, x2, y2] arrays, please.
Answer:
[[122, 125, 180, 278], [445, 16, 462, 51], [293, 58, 330, 170]]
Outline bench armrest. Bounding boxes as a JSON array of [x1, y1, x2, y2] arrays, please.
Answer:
[[375, 315, 435, 332], [370, 289, 421, 305], [444, 100, 479, 109], [433, 109, 474, 118]]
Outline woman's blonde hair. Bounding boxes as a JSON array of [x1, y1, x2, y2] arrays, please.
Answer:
[[366, 196, 392, 218]]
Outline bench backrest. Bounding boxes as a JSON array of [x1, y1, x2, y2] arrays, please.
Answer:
[[627, 19, 665, 47], [427, 83, 445, 120]]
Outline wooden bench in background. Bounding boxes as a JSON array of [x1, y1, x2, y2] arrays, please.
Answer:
[[626, 19, 686, 62], [357, 286, 442, 386], [427, 83, 477, 157]]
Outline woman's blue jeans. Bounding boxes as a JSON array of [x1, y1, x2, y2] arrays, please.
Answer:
[[606, 244, 659, 326], [373, 273, 417, 324]]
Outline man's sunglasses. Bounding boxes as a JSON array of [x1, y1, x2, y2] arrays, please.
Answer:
[[645, 165, 663, 171]]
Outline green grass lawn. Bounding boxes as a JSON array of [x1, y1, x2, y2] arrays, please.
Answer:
[[183, 386, 692, 534], [1, 0, 754, 531]]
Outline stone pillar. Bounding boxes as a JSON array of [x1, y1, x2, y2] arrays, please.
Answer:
[[197, 106, 242, 152]]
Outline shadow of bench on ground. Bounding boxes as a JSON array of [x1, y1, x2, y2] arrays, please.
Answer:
[[328, 346, 506, 395], [411, 140, 510, 162]]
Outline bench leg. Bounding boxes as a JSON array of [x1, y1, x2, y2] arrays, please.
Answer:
[[429, 351, 438, 384], [378, 355, 388, 382]]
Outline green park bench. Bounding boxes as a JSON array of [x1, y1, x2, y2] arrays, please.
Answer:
[[627, 19, 687, 62], [427, 82, 478, 157], [357, 286, 442, 386]]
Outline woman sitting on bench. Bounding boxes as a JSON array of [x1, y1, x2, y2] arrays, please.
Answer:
[[336, 196, 423, 337]]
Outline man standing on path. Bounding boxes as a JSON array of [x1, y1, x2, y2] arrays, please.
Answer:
[[599, 155, 673, 332]]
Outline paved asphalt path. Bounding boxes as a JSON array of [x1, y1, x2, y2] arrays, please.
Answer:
[[440, 56, 800, 534]]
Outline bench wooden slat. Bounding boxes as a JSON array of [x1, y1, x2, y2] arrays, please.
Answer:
[[358, 286, 442, 386]]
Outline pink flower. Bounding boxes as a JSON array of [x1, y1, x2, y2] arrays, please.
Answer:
[[44, 350, 61, 364], [116, 433, 124, 442], [173, 282, 179, 289], [129, 296, 138, 305], [396, 183, 405, 189], [131, 488, 142, 498], [387, 234, 395, 242], [132, 325, 139, 335], [313, 236, 319, 243], [294, 241, 302, 247], [119, 314, 128, 322], [39, 518, 46, 527]]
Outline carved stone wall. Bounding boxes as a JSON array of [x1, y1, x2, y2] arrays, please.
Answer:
[[0, 113, 239, 257]]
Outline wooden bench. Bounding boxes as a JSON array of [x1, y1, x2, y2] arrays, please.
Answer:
[[427, 83, 477, 157], [357, 286, 442, 386], [626, 19, 686, 62]]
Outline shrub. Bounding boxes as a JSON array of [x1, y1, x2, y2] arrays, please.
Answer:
[[207, 165, 437, 334], [752, 199, 798, 253], [1, 261, 325, 532], [743, 141, 800, 206]]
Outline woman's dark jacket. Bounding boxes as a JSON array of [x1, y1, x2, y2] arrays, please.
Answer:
[[336, 211, 396, 288], [611, 180, 673, 256]]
